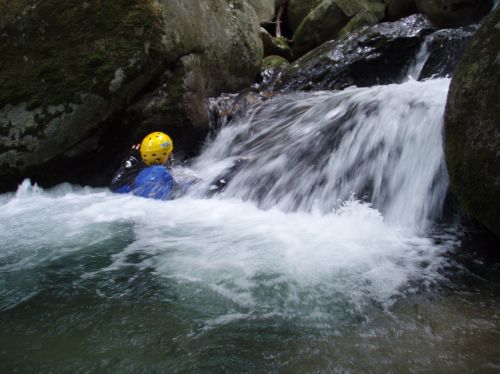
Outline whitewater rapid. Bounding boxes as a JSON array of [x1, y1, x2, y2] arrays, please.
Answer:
[[1, 78, 459, 320], [191, 78, 451, 233]]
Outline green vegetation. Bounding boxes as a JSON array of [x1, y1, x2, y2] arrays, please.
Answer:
[[262, 55, 290, 70], [0, 0, 165, 109]]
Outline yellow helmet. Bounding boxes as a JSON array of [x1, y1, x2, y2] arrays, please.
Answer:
[[140, 132, 174, 166]]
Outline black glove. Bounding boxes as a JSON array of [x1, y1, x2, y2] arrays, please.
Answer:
[[110, 144, 143, 191]]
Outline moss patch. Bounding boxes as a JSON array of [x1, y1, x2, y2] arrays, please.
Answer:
[[262, 55, 290, 70], [0, 0, 165, 109]]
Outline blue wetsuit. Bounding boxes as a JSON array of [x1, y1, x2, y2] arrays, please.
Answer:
[[110, 148, 174, 199]]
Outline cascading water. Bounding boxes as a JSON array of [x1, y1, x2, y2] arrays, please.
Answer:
[[1, 73, 499, 371], [191, 78, 450, 233], [406, 39, 431, 80]]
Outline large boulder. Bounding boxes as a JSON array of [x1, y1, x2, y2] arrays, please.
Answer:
[[444, 9, 500, 236], [287, 0, 323, 32], [248, 0, 277, 23], [418, 25, 477, 80], [292, 0, 386, 57], [270, 15, 434, 92], [416, 0, 493, 28], [0, 0, 263, 191]]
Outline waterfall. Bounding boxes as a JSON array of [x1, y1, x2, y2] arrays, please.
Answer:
[[406, 38, 431, 80], [191, 78, 451, 233]]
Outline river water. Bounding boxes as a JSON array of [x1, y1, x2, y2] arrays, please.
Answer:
[[1, 79, 499, 372]]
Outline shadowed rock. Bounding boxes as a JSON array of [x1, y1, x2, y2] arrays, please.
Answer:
[[444, 8, 500, 237]]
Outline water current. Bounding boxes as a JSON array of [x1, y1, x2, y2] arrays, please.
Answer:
[[1, 79, 499, 372]]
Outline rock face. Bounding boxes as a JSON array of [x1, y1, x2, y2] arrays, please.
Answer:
[[249, 0, 278, 23], [0, 0, 263, 191], [287, 0, 323, 32], [383, 0, 417, 20], [269, 15, 434, 92], [444, 8, 500, 236], [418, 25, 477, 80], [416, 0, 493, 27], [292, 0, 386, 57]]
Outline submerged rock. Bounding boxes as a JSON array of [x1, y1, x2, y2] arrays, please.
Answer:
[[0, 0, 263, 191], [444, 8, 500, 237], [269, 15, 434, 92]]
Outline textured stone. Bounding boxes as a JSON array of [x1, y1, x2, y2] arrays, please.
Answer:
[[0, 0, 263, 191], [444, 8, 500, 236], [292, 0, 386, 57], [287, 0, 323, 32], [272, 15, 434, 92]]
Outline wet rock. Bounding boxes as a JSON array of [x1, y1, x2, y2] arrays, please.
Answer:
[[270, 15, 434, 92], [419, 25, 477, 80], [0, 0, 263, 191], [208, 90, 276, 131], [292, 0, 386, 57], [416, 0, 493, 28], [444, 8, 500, 237]]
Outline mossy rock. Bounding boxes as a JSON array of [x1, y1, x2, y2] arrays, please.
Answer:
[[416, 0, 493, 28], [262, 55, 290, 70], [288, 0, 323, 32], [292, 0, 349, 57], [339, 3, 386, 35], [0, 0, 165, 109], [444, 8, 500, 237], [292, 0, 386, 58], [0, 0, 263, 191], [261, 28, 293, 60]]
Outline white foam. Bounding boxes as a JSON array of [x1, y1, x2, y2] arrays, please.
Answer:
[[0, 182, 457, 315]]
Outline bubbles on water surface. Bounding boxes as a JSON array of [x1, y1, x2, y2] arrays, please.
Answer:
[[0, 181, 459, 325]]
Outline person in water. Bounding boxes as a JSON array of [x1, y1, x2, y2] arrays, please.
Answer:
[[110, 131, 176, 200], [111, 131, 250, 199]]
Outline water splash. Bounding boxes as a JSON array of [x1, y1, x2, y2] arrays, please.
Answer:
[[192, 78, 451, 233], [406, 38, 431, 80]]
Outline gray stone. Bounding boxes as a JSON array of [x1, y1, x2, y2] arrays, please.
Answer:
[[292, 0, 386, 58], [0, 0, 263, 191], [261, 27, 293, 60], [248, 0, 277, 23]]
